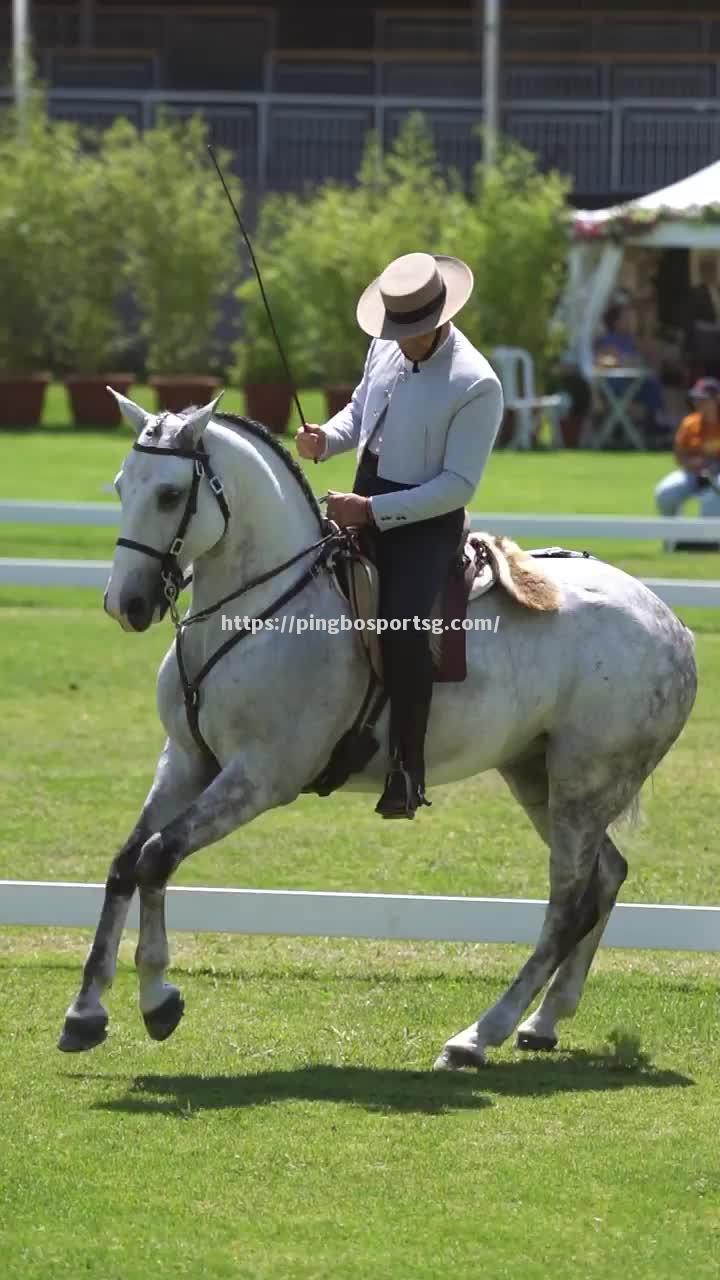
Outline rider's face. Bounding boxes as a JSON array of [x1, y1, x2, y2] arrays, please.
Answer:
[[397, 327, 441, 363]]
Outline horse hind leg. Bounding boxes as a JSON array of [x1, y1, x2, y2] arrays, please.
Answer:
[[434, 753, 633, 1069], [497, 760, 629, 1051], [516, 834, 628, 1051]]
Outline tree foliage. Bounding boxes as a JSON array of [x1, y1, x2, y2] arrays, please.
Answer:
[[235, 115, 570, 389]]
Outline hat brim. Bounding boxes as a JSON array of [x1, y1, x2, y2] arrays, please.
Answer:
[[356, 255, 474, 340]]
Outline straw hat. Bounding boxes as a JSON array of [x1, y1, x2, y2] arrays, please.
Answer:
[[356, 252, 474, 340]]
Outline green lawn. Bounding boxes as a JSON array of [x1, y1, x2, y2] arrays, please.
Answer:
[[2, 408, 720, 1278], [1, 932, 719, 1280]]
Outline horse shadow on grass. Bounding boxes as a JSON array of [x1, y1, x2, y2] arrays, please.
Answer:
[[69, 1050, 693, 1118]]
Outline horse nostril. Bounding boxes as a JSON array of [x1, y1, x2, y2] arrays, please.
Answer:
[[127, 595, 151, 631]]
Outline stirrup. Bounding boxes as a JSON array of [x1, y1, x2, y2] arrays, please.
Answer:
[[375, 768, 430, 820]]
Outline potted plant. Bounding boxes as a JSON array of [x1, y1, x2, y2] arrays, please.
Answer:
[[57, 133, 135, 427], [232, 321, 295, 433], [293, 117, 456, 418], [106, 114, 240, 414], [230, 195, 309, 433], [0, 98, 67, 426]]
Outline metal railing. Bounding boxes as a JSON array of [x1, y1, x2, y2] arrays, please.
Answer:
[[1, 86, 719, 198]]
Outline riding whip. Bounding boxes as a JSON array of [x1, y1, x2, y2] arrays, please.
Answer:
[[208, 144, 312, 445]]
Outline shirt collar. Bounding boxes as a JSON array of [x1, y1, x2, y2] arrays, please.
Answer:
[[398, 323, 454, 372]]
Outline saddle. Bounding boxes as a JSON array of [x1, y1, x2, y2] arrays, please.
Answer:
[[305, 527, 567, 798], [332, 517, 562, 683]]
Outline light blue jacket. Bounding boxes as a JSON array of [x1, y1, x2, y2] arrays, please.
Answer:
[[320, 325, 503, 529]]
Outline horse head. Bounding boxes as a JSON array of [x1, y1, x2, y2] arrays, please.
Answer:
[[104, 388, 227, 632]]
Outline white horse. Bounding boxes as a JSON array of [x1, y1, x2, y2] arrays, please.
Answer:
[[58, 393, 697, 1068]]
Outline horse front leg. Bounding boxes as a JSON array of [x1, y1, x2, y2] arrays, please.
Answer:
[[57, 742, 210, 1052], [123, 753, 294, 1039], [134, 753, 293, 892]]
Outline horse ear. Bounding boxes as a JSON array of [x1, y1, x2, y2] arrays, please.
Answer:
[[174, 393, 225, 451], [106, 387, 149, 437]]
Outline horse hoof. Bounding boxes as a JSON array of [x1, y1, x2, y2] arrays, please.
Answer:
[[433, 1044, 485, 1071], [142, 991, 185, 1042], [57, 1013, 108, 1053], [516, 1031, 558, 1052]]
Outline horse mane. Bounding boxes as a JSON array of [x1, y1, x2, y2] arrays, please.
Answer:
[[213, 410, 323, 531]]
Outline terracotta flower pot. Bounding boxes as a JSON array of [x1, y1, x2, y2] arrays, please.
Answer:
[[324, 384, 354, 418], [244, 383, 294, 434], [0, 373, 51, 428], [65, 374, 135, 428], [149, 375, 221, 415]]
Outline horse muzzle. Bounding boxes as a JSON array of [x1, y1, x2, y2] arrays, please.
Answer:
[[105, 568, 167, 632]]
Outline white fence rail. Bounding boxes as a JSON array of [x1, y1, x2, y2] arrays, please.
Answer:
[[1, 558, 717, 608], [3, 500, 720, 541], [2, 881, 719, 951], [2, 502, 720, 607]]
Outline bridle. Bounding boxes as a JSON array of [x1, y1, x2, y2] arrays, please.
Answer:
[[116, 438, 230, 614], [115, 430, 345, 774]]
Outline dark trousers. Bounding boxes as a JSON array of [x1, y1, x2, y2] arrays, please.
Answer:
[[353, 448, 464, 783]]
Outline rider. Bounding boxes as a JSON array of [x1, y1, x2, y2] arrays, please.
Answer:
[[296, 252, 503, 819]]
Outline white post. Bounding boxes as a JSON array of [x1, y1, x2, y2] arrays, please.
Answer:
[[12, 0, 31, 136], [482, 0, 501, 169]]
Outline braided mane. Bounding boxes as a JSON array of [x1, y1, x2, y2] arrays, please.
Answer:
[[214, 411, 323, 531]]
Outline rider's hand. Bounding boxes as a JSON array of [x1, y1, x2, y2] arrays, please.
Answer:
[[296, 425, 327, 461], [326, 491, 371, 528]]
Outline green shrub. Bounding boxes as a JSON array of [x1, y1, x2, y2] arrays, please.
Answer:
[[235, 115, 570, 394], [453, 137, 571, 382], [54, 123, 134, 374], [0, 95, 82, 372], [230, 193, 314, 386], [103, 113, 241, 376]]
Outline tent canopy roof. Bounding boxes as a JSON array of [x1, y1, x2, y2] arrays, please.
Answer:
[[573, 159, 720, 248]]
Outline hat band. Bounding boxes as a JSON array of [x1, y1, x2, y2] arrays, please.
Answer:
[[384, 283, 447, 327]]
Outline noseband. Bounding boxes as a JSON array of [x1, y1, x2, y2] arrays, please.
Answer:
[[116, 439, 230, 610]]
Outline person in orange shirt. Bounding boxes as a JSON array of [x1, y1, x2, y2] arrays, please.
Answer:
[[654, 377, 720, 520]]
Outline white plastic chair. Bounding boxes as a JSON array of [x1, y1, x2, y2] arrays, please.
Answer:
[[492, 346, 566, 449]]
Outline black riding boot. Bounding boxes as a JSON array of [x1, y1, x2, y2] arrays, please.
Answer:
[[375, 691, 433, 820]]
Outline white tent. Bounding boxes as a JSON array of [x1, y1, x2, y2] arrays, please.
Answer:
[[564, 159, 720, 376]]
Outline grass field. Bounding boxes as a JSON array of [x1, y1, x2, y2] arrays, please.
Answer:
[[2, 408, 720, 1277], [2, 932, 720, 1280]]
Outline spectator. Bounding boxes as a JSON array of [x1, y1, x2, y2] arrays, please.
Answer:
[[689, 256, 720, 326], [654, 377, 720, 525], [686, 256, 720, 380], [594, 297, 668, 441]]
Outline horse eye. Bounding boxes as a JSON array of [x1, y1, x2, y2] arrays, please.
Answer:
[[157, 487, 183, 511]]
